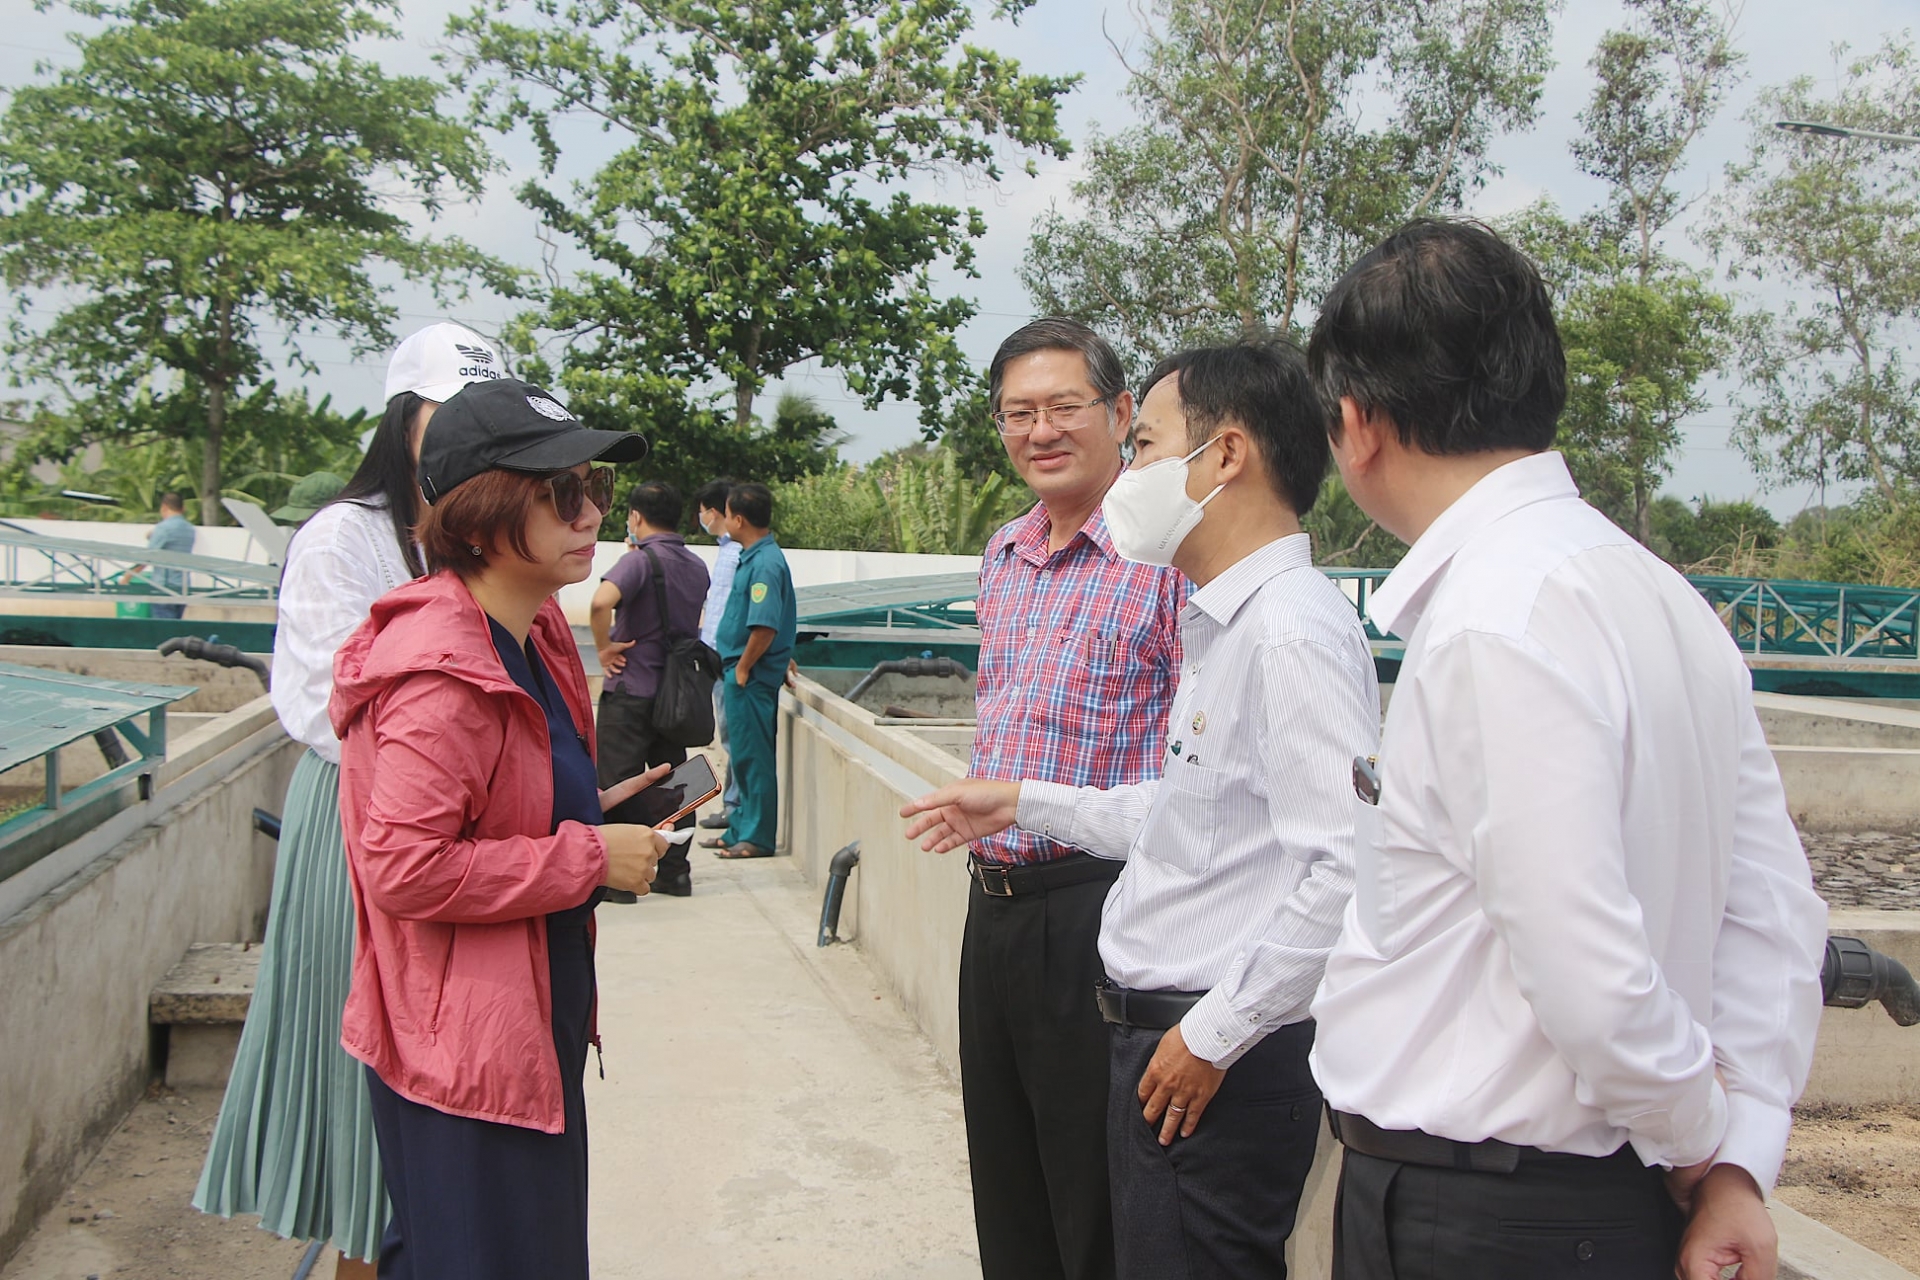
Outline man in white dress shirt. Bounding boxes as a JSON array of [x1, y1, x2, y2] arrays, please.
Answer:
[[1305, 218, 1829, 1280], [903, 341, 1379, 1280]]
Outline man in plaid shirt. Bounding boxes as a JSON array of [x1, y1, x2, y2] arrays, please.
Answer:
[[961, 319, 1184, 1280]]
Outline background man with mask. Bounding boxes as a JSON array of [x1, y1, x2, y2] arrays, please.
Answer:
[[903, 341, 1377, 1280], [693, 479, 744, 830], [1306, 218, 1827, 1280], [932, 318, 1185, 1280]]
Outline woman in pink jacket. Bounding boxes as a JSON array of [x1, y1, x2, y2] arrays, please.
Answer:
[[330, 379, 664, 1279]]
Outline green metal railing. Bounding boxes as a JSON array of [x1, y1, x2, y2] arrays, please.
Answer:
[[0, 524, 280, 604], [1689, 576, 1920, 661], [794, 567, 1920, 663]]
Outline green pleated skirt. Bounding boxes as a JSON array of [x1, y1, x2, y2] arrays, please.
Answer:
[[193, 750, 388, 1261]]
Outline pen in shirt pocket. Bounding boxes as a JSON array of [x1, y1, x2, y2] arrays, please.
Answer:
[[1086, 626, 1118, 666]]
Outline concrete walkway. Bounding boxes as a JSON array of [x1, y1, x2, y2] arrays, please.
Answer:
[[586, 850, 979, 1279], [0, 850, 979, 1280]]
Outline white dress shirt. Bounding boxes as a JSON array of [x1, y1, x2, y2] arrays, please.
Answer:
[[1310, 452, 1828, 1192], [270, 499, 416, 762], [700, 535, 741, 649], [1018, 534, 1380, 1068]]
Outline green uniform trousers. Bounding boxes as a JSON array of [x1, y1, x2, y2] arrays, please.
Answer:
[[721, 674, 778, 852]]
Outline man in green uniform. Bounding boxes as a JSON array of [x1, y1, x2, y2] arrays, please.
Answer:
[[707, 482, 795, 859]]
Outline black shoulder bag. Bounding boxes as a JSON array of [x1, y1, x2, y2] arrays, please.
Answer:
[[639, 544, 723, 747]]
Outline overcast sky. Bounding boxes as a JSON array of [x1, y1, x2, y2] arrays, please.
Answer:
[[3, 0, 1916, 516]]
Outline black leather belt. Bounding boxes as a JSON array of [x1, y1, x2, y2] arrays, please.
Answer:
[[968, 854, 1118, 898], [1095, 982, 1204, 1030], [1328, 1110, 1533, 1174]]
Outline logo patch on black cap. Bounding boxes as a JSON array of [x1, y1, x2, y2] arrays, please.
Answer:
[[526, 395, 574, 422]]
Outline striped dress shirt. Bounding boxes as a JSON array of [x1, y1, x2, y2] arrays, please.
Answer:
[[1018, 534, 1380, 1067], [971, 500, 1186, 866]]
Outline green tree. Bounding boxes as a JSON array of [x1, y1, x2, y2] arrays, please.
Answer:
[[0, 0, 515, 523], [593, 390, 844, 542], [1704, 37, 1920, 511], [771, 465, 894, 551], [1302, 474, 1404, 568], [1021, 0, 1557, 367], [1553, 0, 1741, 544], [0, 386, 368, 521], [1648, 493, 1779, 567], [876, 447, 1031, 555], [1510, 207, 1731, 537], [454, 0, 1073, 457]]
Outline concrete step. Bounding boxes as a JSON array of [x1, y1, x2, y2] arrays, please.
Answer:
[[148, 942, 258, 1088]]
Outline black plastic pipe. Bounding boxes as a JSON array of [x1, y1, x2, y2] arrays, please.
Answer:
[[817, 841, 862, 947], [158, 634, 271, 689], [253, 808, 282, 842], [1823, 935, 1920, 1026], [845, 656, 972, 705]]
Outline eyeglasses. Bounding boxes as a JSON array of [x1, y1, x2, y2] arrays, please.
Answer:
[[991, 397, 1110, 437], [544, 467, 615, 523]]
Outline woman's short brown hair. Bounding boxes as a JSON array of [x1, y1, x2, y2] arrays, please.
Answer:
[[418, 468, 547, 577]]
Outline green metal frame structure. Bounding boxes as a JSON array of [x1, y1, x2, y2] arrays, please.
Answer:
[[0, 523, 280, 605], [1689, 576, 1919, 661], [789, 569, 1920, 699], [0, 662, 195, 875]]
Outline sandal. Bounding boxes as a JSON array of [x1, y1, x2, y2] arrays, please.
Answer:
[[714, 842, 774, 859]]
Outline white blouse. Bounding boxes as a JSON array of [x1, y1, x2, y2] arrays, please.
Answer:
[[270, 498, 417, 762]]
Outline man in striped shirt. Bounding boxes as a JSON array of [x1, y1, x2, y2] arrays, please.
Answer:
[[945, 319, 1185, 1280], [906, 341, 1378, 1279]]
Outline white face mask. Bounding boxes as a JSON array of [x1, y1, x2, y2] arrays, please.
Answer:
[[1101, 436, 1224, 566]]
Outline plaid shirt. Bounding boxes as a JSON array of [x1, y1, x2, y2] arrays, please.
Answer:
[[971, 500, 1186, 865]]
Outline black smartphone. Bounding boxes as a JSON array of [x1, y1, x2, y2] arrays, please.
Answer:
[[624, 753, 722, 828]]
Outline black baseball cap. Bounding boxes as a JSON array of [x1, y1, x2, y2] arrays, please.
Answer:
[[417, 378, 649, 504]]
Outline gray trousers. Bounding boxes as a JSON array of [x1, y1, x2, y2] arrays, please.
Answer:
[[1107, 1018, 1320, 1280]]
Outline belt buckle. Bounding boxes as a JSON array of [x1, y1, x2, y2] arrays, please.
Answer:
[[974, 860, 1014, 897]]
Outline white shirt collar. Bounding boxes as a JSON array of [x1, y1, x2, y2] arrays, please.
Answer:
[[1367, 451, 1578, 639], [1186, 533, 1313, 627]]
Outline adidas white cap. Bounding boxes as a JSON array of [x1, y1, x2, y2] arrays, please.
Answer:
[[384, 322, 505, 404]]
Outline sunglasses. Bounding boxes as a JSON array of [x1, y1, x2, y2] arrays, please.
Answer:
[[544, 467, 616, 523]]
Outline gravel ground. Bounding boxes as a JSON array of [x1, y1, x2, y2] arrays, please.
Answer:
[[1779, 1102, 1920, 1274], [1800, 831, 1920, 910]]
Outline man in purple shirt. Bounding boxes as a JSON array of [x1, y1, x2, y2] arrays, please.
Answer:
[[592, 479, 710, 896]]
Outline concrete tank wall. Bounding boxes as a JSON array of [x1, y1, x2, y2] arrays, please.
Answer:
[[0, 698, 296, 1267]]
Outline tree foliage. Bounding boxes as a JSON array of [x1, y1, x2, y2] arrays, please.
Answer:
[[1509, 205, 1731, 538], [0, 0, 516, 521], [1704, 37, 1920, 511], [0, 385, 368, 521], [1506, 0, 1740, 544], [453, 0, 1074, 455], [1021, 0, 1557, 367], [591, 389, 845, 541], [768, 445, 1031, 553]]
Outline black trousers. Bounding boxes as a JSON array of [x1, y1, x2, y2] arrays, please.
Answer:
[[1333, 1141, 1685, 1280], [1108, 1018, 1321, 1280], [596, 688, 689, 877], [959, 864, 1122, 1280]]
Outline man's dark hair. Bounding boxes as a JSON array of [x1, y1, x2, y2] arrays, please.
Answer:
[[726, 481, 773, 530], [1307, 218, 1566, 455], [628, 479, 682, 531], [987, 317, 1127, 413], [1138, 341, 1328, 517], [158, 492, 184, 514], [693, 478, 732, 515]]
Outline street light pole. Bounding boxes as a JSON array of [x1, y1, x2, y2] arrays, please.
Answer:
[[1776, 119, 1920, 146]]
